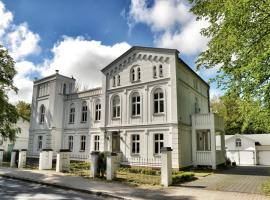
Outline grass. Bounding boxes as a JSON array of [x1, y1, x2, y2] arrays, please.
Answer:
[[262, 179, 270, 196], [172, 172, 196, 185], [69, 161, 91, 177]]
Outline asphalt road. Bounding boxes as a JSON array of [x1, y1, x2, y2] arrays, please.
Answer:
[[0, 176, 115, 200]]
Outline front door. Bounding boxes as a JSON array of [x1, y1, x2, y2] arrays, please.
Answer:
[[112, 132, 120, 153]]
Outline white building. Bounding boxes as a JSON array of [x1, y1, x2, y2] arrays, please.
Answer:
[[217, 134, 270, 166], [28, 46, 225, 169]]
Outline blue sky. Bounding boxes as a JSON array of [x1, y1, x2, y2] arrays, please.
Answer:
[[0, 0, 221, 103]]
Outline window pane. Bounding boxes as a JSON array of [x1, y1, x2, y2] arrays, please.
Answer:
[[154, 134, 158, 141], [160, 100, 164, 112], [155, 142, 159, 154], [160, 134, 163, 140], [159, 92, 164, 99], [137, 104, 140, 115], [154, 101, 158, 113], [117, 106, 120, 117], [154, 93, 158, 99], [137, 143, 140, 153]]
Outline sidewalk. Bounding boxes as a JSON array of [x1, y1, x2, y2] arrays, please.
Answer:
[[0, 167, 269, 200]]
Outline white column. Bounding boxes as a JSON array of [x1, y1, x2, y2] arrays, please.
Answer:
[[210, 115, 216, 169], [10, 150, 17, 167], [106, 152, 117, 180], [18, 149, 27, 168], [56, 149, 70, 172], [0, 149, 3, 165], [161, 147, 172, 187], [191, 115, 197, 168], [90, 151, 99, 178], [39, 149, 53, 170]]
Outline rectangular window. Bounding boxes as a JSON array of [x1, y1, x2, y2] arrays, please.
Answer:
[[80, 135, 86, 151], [38, 83, 49, 97], [37, 136, 43, 151], [68, 136, 73, 151], [69, 107, 75, 124], [154, 133, 164, 154], [131, 134, 140, 154], [95, 104, 101, 121], [196, 131, 211, 151], [81, 104, 87, 123], [94, 135, 100, 151]]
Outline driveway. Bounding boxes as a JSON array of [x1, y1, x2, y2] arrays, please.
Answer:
[[183, 166, 270, 194]]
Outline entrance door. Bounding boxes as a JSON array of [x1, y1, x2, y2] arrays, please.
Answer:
[[112, 132, 120, 153]]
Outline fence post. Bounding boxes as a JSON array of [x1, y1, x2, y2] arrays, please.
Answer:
[[10, 150, 18, 167], [161, 147, 173, 187], [56, 149, 70, 172], [106, 152, 117, 180], [0, 149, 3, 165], [39, 149, 53, 170], [90, 151, 99, 178], [18, 149, 27, 168]]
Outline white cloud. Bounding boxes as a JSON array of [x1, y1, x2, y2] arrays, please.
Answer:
[[42, 36, 131, 88], [0, 1, 13, 38], [129, 0, 209, 56]]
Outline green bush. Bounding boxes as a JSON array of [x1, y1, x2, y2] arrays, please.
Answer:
[[70, 161, 90, 172], [172, 172, 196, 184], [118, 167, 160, 176]]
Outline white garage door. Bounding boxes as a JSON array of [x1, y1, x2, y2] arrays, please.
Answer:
[[258, 151, 270, 165], [226, 150, 255, 165]]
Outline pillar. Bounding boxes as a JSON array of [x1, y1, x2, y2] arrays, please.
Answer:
[[90, 151, 99, 178], [39, 149, 53, 170], [106, 152, 117, 180], [10, 150, 18, 167], [18, 149, 27, 168], [56, 149, 70, 172], [161, 147, 173, 187], [0, 149, 3, 165]]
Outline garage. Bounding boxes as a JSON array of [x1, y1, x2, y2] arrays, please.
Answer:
[[258, 151, 270, 165], [226, 150, 255, 165]]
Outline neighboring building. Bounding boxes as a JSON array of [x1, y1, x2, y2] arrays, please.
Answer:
[[216, 134, 270, 166], [0, 118, 29, 154], [28, 46, 225, 169]]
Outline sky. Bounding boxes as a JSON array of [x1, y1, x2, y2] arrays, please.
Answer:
[[0, 0, 222, 103]]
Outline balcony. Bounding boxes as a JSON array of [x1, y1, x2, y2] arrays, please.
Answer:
[[192, 113, 224, 132]]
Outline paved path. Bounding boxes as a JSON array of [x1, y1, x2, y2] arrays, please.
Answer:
[[0, 167, 269, 200], [0, 176, 109, 200], [183, 166, 270, 194]]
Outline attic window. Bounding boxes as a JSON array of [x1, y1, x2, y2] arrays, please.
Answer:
[[235, 138, 242, 147]]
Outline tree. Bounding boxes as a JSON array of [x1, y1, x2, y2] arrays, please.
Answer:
[[16, 101, 31, 122], [0, 45, 20, 141], [189, 0, 270, 106], [211, 92, 270, 135]]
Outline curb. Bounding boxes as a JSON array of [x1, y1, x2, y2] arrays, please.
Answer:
[[0, 173, 130, 200]]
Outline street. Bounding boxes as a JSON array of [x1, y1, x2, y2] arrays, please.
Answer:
[[0, 176, 113, 200]]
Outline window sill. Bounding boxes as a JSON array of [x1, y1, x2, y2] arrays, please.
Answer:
[[131, 80, 141, 84], [153, 113, 165, 116], [131, 115, 141, 119], [81, 121, 87, 124], [153, 154, 161, 157], [131, 153, 140, 157], [79, 150, 85, 152], [68, 122, 75, 124], [112, 117, 121, 120]]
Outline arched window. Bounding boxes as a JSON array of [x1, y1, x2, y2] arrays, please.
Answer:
[[131, 92, 141, 116], [117, 74, 120, 86], [153, 89, 164, 114], [137, 68, 141, 80], [69, 103, 75, 124], [131, 68, 135, 82], [235, 138, 242, 147], [81, 101, 87, 123], [112, 95, 120, 118], [153, 66, 157, 78], [95, 100, 101, 121], [63, 83, 66, 95], [39, 105, 45, 124], [159, 65, 163, 77]]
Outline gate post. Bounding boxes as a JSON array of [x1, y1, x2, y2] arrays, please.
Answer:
[[10, 150, 18, 167], [39, 149, 53, 170], [18, 149, 27, 168], [161, 147, 173, 187], [0, 149, 3, 165], [90, 151, 99, 178], [56, 149, 70, 172], [106, 152, 117, 180]]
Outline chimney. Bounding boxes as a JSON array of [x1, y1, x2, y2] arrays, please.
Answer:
[[55, 70, 59, 74]]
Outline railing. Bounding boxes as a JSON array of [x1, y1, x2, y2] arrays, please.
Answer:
[[118, 156, 161, 168], [196, 151, 212, 165], [192, 113, 224, 131], [70, 154, 90, 162]]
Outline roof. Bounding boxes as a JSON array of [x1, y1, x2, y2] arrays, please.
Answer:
[[34, 72, 75, 85], [101, 46, 179, 73], [216, 134, 270, 146]]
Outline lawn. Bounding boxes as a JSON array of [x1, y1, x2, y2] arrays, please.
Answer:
[[262, 179, 270, 196]]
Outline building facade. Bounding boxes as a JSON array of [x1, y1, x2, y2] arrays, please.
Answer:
[[28, 46, 225, 169]]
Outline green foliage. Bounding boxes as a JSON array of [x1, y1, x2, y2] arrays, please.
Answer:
[[0, 44, 20, 141], [262, 179, 270, 196], [118, 167, 160, 176], [211, 92, 270, 134], [189, 0, 270, 106], [70, 161, 90, 176], [16, 101, 31, 121], [172, 172, 196, 185]]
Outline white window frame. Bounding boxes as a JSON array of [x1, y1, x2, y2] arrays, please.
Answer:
[[131, 134, 140, 155], [159, 65, 163, 77], [37, 135, 43, 151], [94, 135, 100, 151], [39, 105, 45, 124], [131, 92, 141, 117], [137, 67, 141, 80], [154, 133, 164, 154], [80, 135, 86, 151], [95, 101, 101, 121], [68, 135, 73, 151], [81, 101, 87, 123], [69, 104, 75, 124], [117, 74, 120, 86], [235, 138, 242, 147], [112, 95, 120, 119], [153, 89, 165, 114], [153, 66, 157, 78]]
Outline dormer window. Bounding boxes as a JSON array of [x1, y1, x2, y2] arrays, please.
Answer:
[[159, 65, 163, 77], [235, 138, 242, 147], [153, 66, 157, 78]]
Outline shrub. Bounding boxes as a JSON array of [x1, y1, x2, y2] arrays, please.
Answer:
[[117, 167, 160, 176], [172, 172, 196, 184]]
